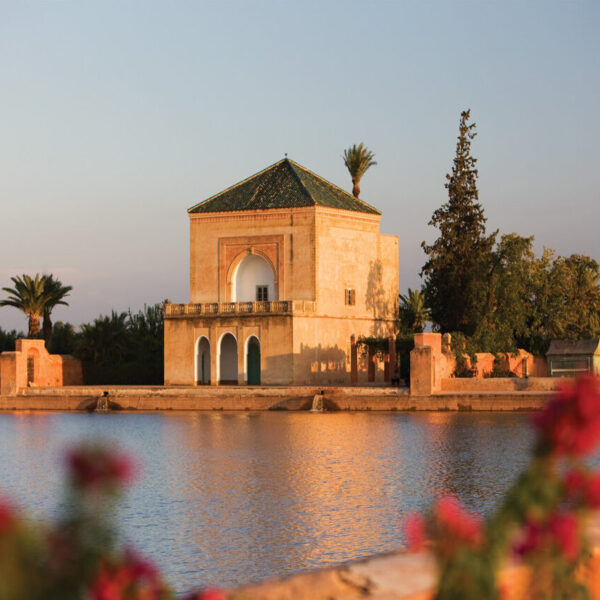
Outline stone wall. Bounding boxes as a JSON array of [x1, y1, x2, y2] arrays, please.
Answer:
[[410, 333, 551, 396], [0, 339, 82, 395]]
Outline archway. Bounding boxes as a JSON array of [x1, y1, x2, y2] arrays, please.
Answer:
[[246, 336, 261, 385], [232, 254, 275, 302], [195, 337, 211, 385], [218, 333, 238, 385]]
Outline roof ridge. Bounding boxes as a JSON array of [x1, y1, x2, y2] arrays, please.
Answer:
[[288, 159, 381, 215], [285, 159, 317, 206], [187, 158, 288, 213]]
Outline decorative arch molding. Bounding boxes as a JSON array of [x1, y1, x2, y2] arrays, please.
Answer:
[[227, 249, 278, 302], [218, 235, 284, 302]]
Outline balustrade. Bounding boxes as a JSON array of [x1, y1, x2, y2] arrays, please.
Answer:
[[165, 300, 313, 317]]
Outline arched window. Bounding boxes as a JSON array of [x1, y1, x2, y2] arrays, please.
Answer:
[[232, 254, 276, 302]]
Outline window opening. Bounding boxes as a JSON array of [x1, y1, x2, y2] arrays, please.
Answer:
[[345, 288, 356, 306], [256, 286, 269, 301]]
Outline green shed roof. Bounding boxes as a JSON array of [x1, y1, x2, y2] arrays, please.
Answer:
[[188, 158, 381, 215]]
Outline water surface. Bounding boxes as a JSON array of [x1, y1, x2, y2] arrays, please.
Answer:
[[0, 411, 534, 592]]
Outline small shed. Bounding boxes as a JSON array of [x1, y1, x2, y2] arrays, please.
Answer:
[[546, 339, 600, 377]]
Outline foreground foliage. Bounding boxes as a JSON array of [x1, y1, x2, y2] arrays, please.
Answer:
[[0, 444, 223, 600], [405, 376, 600, 599]]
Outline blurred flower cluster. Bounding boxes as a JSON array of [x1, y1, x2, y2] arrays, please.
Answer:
[[404, 376, 600, 600], [0, 443, 225, 600]]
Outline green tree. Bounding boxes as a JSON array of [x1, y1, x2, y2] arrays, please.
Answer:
[[471, 234, 536, 352], [343, 143, 377, 198], [42, 275, 72, 349], [0, 274, 48, 338], [399, 288, 430, 333], [50, 321, 77, 355], [421, 109, 497, 336], [0, 326, 24, 352], [77, 311, 129, 364]]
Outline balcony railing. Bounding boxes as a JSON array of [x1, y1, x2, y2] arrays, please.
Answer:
[[165, 300, 316, 317]]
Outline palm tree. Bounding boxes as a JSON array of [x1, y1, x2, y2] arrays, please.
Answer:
[[399, 288, 430, 333], [0, 274, 47, 338], [343, 143, 377, 198], [42, 275, 72, 349]]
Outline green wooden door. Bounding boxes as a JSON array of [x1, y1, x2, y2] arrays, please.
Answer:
[[247, 339, 260, 385]]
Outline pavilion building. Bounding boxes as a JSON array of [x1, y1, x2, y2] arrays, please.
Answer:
[[164, 158, 398, 386]]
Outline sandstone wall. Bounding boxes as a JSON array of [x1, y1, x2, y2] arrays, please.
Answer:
[[0, 339, 82, 395]]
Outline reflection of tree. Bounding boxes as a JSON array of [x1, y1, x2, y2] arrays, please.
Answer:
[[366, 260, 391, 337]]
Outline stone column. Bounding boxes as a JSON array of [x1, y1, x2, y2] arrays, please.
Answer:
[[388, 337, 396, 384], [368, 344, 375, 383], [350, 335, 357, 386], [237, 334, 246, 385]]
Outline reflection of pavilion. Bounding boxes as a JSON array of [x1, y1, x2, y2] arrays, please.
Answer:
[[164, 158, 398, 385]]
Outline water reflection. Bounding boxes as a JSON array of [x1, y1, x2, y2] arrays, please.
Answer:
[[0, 411, 533, 591]]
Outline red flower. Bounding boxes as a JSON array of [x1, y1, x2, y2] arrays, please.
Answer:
[[549, 512, 579, 561], [0, 498, 16, 534], [89, 551, 161, 600], [183, 590, 227, 600], [533, 377, 600, 457], [403, 512, 426, 551], [564, 469, 587, 498], [66, 445, 134, 491], [433, 496, 482, 547], [586, 472, 600, 507]]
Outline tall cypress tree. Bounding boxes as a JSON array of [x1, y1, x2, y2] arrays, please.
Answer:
[[421, 110, 496, 335]]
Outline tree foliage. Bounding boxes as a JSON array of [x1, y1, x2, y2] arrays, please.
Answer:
[[421, 110, 497, 336], [75, 303, 165, 385], [0, 274, 71, 344], [399, 288, 430, 334], [342, 142, 377, 198], [41, 275, 72, 349], [421, 111, 600, 355], [0, 274, 48, 338]]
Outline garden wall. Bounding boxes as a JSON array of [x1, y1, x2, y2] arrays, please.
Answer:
[[410, 333, 549, 396], [0, 339, 82, 395]]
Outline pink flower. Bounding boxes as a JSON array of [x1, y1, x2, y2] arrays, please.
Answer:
[[183, 590, 227, 600], [66, 445, 134, 491], [514, 521, 543, 557], [403, 512, 426, 551], [89, 551, 162, 600], [433, 496, 483, 547], [533, 377, 600, 457]]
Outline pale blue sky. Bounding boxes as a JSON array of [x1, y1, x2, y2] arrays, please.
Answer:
[[1, 1, 599, 331]]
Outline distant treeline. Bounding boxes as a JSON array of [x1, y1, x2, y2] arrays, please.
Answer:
[[0, 303, 164, 385]]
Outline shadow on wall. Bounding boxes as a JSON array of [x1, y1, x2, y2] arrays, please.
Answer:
[[262, 344, 349, 385], [366, 260, 393, 337]]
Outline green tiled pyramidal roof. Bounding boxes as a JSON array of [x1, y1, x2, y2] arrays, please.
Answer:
[[188, 158, 381, 215]]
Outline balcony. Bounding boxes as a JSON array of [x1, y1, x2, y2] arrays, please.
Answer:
[[165, 300, 316, 318]]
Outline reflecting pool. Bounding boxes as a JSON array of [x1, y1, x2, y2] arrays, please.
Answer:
[[0, 411, 534, 592]]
